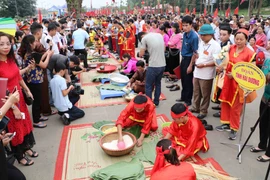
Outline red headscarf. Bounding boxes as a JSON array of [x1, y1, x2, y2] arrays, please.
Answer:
[[170, 105, 192, 119], [151, 146, 170, 175]]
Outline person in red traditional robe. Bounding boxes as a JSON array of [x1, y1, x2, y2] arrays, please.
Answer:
[[215, 29, 256, 140], [123, 21, 135, 58], [163, 103, 209, 161], [116, 94, 157, 147], [150, 139, 196, 180]]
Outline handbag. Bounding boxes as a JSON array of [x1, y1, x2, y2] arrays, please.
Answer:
[[217, 72, 225, 89], [22, 89, 33, 105], [169, 48, 180, 57]]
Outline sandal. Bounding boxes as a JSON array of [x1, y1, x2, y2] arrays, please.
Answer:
[[33, 122, 47, 128], [26, 149, 39, 158], [257, 155, 270, 162], [250, 147, 265, 153], [19, 157, 34, 166], [39, 116, 49, 121]]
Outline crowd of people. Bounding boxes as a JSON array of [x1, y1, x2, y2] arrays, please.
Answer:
[[0, 10, 270, 179]]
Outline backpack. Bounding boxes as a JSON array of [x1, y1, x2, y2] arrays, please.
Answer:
[[256, 50, 265, 68]]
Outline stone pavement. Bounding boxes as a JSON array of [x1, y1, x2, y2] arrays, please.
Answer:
[[17, 79, 267, 180]]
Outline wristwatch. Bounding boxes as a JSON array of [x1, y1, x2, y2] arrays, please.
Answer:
[[11, 105, 16, 110]]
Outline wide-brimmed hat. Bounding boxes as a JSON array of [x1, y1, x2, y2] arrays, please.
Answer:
[[198, 24, 214, 35]]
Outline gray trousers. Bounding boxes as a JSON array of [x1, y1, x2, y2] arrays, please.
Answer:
[[192, 78, 214, 115]]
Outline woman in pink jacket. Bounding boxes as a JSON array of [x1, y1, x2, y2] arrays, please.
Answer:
[[166, 23, 182, 85], [120, 53, 138, 78]]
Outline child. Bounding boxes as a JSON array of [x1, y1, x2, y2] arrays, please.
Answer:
[[89, 28, 96, 43], [163, 103, 209, 161], [92, 36, 106, 56], [50, 63, 85, 125], [120, 53, 137, 78]]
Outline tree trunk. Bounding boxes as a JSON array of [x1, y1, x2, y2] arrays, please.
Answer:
[[249, 0, 255, 16], [200, 0, 203, 14], [257, 0, 263, 15]]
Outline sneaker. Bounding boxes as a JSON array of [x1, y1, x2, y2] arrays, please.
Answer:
[[61, 113, 70, 125], [213, 112, 221, 118], [215, 124, 230, 132], [228, 130, 237, 140]]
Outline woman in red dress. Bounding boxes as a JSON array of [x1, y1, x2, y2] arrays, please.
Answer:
[[150, 139, 196, 180], [0, 32, 37, 166], [216, 29, 256, 140]]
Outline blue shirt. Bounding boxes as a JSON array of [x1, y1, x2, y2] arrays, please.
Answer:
[[181, 30, 199, 57], [50, 74, 72, 112], [72, 28, 89, 50]]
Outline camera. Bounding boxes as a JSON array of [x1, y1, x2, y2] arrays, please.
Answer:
[[137, 51, 149, 61], [137, 51, 150, 64], [68, 82, 84, 96]]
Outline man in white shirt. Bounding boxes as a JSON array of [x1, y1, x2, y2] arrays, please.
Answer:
[[134, 17, 140, 48], [139, 15, 145, 32], [72, 22, 89, 68], [190, 24, 221, 119], [50, 63, 85, 125], [43, 23, 59, 54]]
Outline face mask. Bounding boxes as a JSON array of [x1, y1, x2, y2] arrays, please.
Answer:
[[13, 44, 17, 51]]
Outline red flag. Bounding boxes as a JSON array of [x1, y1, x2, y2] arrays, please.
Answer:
[[192, 8, 196, 15], [225, 7, 230, 18], [204, 8, 207, 16], [213, 8, 218, 18], [240, 0, 245, 5], [234, 7, 239, 15], [185, 8, 189, 15], [38, 9, 42, 24]]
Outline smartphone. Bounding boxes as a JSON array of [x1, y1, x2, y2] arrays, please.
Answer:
[[0, 116, 10, 132], [21, 112, 25, 120], [9, 132, 16, 139], [6, 89, 10, 96], [12, 86, 17, 94]]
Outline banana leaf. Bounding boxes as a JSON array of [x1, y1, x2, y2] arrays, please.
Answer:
[[91, 74, 110, 82], [90, 158, 145, 180], [92, 121, 114, 130], [96, 84, 125, 91], [132, 137, 159, 165]]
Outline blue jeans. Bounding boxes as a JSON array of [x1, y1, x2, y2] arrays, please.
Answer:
[[145, 66, 165, 105]]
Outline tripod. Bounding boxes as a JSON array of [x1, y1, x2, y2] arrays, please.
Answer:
[[236, 100, 270, 179]]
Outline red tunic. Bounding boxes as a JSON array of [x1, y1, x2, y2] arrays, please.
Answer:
[[150, 162, 196, 180], [219, 44, 256, 106], [163, 115, 209, 157], [116, 97, 157, 134], [0, 60, 33, 146]]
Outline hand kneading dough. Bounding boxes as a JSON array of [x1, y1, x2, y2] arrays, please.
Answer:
[[103, 135, 134, 150]]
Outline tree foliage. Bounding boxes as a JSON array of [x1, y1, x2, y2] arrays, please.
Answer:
[[66, 0, 82, 17], [0, 0, 36, 18]]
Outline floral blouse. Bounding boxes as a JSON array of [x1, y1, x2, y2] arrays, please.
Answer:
[[24, 53, 43, 84]]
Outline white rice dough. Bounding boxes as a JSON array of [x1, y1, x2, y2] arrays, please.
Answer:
[[102, 135, 134, 150]]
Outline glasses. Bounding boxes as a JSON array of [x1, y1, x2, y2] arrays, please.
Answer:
[[0, 43, 11, 47]]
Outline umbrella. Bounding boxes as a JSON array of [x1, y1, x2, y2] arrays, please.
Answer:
[[0, 18, 16, 36]]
